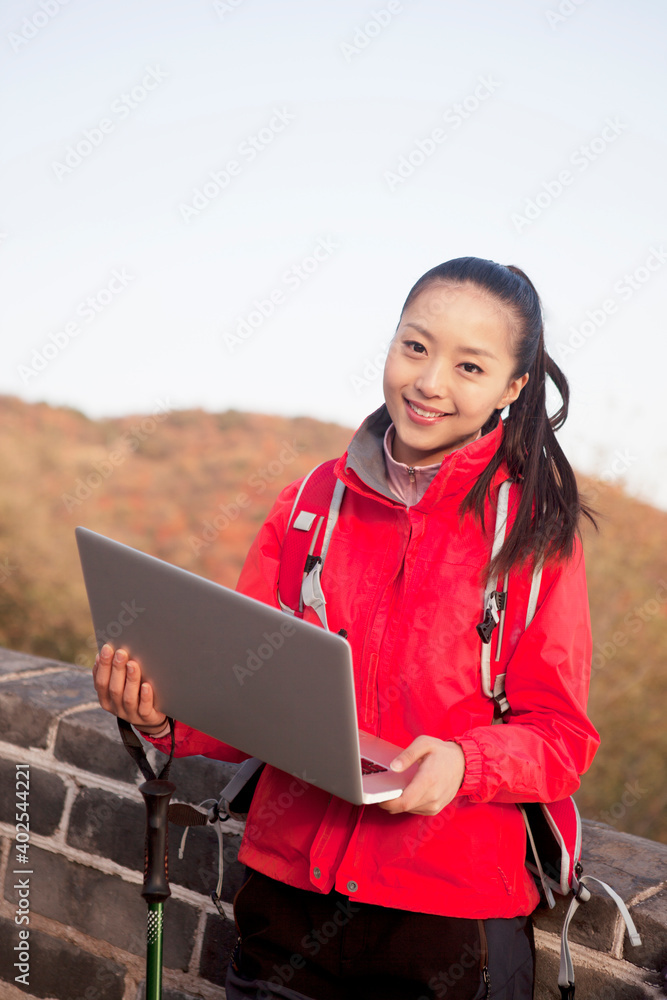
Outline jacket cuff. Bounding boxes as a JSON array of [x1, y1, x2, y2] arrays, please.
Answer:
[[452, 736, 484, 797]]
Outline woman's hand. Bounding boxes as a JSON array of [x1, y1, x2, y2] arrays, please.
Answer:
[[378, 736, 466, 815], [93, 644, 166, 730]]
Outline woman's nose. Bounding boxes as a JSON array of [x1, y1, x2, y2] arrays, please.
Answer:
[[415, 361, 448, 399]]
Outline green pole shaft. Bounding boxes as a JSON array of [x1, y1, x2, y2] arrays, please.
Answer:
[[145, 901, 164, 1000]]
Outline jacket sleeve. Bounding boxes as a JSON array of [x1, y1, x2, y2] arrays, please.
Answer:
[[144, 478, 303, 762], [453, 540, 600, 804]]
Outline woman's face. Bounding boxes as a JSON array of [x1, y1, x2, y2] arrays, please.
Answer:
[[382, 282, 529, 467]]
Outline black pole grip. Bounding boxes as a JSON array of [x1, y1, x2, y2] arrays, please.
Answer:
[[139, 779, 175, 904]]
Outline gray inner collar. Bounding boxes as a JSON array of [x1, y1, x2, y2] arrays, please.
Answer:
[[345, 404, 401, 503]]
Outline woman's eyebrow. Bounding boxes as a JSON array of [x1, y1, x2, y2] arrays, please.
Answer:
[[404, 323, 499, 362], [404, 322, 434, 339], [456, 345, 499, 361]]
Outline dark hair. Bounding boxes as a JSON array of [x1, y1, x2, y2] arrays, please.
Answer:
[[399, 256, 596, 574]]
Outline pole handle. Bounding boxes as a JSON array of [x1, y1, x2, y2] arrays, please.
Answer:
[[139, 779, 175, 904]]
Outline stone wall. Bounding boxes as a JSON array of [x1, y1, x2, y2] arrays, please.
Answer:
[[0, 646, 665, 999]]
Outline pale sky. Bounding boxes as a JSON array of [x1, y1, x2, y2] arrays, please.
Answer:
[[2, 0, 666, 508]]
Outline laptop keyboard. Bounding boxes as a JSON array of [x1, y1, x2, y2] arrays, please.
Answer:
[[361, 757, 388, 775]]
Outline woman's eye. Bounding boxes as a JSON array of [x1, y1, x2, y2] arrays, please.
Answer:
[[405, 340, 427, 354], [460, 362, 483, 374]]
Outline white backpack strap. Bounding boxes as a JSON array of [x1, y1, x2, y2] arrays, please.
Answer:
[[481, 482, 545, 719], [559, 875, 641, 997], [526, 560, 543, 628], [480, 481, 511, 698], [300, 478, 346, 630], [518, 805, 556, 909], [320, 479, 346, 565], [285, 464, 321, 532]]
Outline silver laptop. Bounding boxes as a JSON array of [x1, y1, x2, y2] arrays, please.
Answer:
[[75, 527, 419, 805]]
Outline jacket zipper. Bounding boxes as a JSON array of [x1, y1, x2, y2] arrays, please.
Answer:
[[407, 466, 416, 483], [363, 517, 413, 731], [477, 919, 490, 997]]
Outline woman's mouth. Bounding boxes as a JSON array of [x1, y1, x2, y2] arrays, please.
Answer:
[[404, 398, 451, 423]]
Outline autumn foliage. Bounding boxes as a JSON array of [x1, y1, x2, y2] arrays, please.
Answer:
[[0, 395, 664, 842]]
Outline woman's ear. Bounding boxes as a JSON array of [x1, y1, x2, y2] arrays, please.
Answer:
[[499, 372, 529, 409]]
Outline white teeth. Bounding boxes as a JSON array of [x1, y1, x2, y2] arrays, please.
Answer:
[[408, 401, 445, 419]]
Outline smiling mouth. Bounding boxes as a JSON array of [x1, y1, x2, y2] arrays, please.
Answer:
[[406, 399, 451, 420]]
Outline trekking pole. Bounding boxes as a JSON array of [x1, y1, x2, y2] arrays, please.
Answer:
[[140, 779, 175, 1000]]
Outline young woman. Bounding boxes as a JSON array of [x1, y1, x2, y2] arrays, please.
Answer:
[[94, 257, 600, 999]]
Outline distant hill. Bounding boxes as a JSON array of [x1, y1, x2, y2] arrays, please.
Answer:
[[0, 395, 664, 843]]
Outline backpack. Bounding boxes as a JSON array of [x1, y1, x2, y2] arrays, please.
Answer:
[[275, 461, 641, 999]]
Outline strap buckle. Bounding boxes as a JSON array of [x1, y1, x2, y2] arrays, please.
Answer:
[[304, 554, 322, 575], [476, 590, 506, 643]]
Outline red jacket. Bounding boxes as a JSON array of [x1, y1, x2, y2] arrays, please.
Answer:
[[150, 406, 599, 918]]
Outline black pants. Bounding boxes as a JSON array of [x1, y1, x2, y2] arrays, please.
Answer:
[[226, 870, 535, 1000]]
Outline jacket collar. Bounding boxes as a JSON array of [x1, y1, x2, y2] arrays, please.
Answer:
[[336, 403, 507, 509]]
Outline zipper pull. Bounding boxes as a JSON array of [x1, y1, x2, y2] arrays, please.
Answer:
[[482, 966, 491, 997], [407, 466, 416, 484]]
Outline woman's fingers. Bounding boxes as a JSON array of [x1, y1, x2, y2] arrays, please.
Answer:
[[379, 738, 466, 816], [92, 644, 165, 728], [122, 658, 142, 715], [107, 648, 130, 705], [137, 678, 161, 725], [93, 643, 116, 711]]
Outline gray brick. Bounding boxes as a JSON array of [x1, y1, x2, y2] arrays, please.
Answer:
[[55, 706, 140, 782], [535, 944, 659, 999], [167, 823, 245, 901], [580, 820, 667, 895], [0, 667, 95, 748], [166, 753, 240, 804], [624, 888, 667, 970], [0, 760, 66, 836], [0, 646, 70, 678], [3, 845, 198, 970], [67, 786, 144, 871], [532, 888, 617, 954], [532, 820, 667, 953], [65, 784, 245, 903], [0, 915, 125, 1000], [199, 912, 238, 986]]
